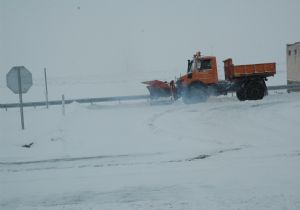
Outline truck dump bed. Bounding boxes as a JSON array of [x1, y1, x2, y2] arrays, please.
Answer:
[[223, 58, 276, 81]]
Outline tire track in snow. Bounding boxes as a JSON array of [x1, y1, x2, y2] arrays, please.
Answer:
[[147, 105, 190, 135], [0, 147, 245, 173], [0, 154, 131, 166], [147, 107, 182, 129], [146, 102, 231, 145]]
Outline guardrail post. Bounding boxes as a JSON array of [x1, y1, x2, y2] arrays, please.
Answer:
[[62, 94, 65, 116]]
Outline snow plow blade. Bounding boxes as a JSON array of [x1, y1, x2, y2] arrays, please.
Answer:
[[142, 80, 175, 99]]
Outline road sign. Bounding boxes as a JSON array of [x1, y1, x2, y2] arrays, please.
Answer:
[[6, 66, 33, 130], [7, 66, 32, 94]]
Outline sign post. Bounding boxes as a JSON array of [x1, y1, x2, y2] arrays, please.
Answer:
[[17, 68, 25, 129], [6, 66, 33, 130]]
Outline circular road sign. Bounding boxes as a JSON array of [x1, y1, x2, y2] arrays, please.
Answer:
[[6, 66, 33, 94]]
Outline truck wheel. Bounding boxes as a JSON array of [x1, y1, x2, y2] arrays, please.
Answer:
[[182, 83, 208, 104], [244, 80, 266, 100]]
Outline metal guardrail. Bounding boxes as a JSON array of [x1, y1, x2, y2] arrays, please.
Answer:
[[1, 84, 300, 110], [0, 95, 149, 109], [267, 84, 300, 91]]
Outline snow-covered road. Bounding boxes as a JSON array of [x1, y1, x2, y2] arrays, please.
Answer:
[[1, 92, 300, 209]]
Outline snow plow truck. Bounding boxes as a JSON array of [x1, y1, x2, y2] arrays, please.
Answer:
[[143, 51, 276, 104]]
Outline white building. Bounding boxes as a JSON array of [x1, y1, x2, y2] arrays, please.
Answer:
[[287, 42, 300, 84]]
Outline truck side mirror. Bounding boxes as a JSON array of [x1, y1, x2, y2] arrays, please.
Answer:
[[187, 60, 193, 73]]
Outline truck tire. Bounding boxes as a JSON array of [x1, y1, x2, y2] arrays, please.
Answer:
[[182, 83, 208, 104], [244, 80, 266, 100]]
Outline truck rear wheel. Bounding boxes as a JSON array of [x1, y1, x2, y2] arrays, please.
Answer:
[[236, 79, 266, 101], [245, 80, 266, 100], [182, 83, 208, 104]]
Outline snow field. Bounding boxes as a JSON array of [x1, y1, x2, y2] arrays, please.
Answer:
[[1, 89, 300, 209]]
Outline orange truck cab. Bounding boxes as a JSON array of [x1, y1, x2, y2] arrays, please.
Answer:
[[179, 56, 218, 86]]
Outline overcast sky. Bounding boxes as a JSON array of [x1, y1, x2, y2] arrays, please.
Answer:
[[1, 0, 300, 79]]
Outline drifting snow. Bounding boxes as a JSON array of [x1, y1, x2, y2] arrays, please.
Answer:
[[1, 84, 300, 209]]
